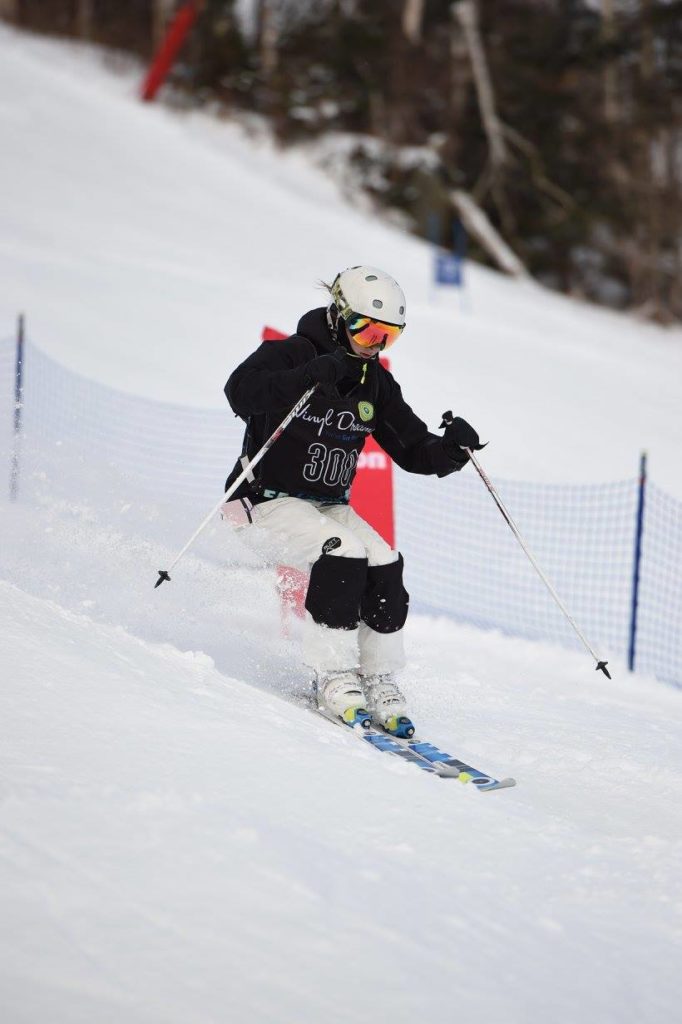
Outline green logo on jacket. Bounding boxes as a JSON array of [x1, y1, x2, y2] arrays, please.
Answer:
[[358, 400, 374, 423]]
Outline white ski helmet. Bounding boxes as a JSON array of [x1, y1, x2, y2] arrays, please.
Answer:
[[330, 266, 406, 327]]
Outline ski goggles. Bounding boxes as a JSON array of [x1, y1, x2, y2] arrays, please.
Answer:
[[345, 313, 405, 350]]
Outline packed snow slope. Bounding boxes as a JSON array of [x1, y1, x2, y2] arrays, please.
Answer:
[[2, 580, 682, 1024], [1, 24, 682, 494], [2, 24, 682, 1024]]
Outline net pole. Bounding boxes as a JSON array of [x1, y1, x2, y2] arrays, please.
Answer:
[[627, 452, 647, 672], [9, 313, 25, 503]]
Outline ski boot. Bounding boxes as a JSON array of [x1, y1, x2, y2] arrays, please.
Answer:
[[363, 674, 415, 738], [315, 670, 371, 730]]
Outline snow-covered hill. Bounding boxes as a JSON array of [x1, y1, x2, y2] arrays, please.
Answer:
[[1, 24, 682, 1024], [2, 581, 681, 1023], [1, 24, 681, 493]]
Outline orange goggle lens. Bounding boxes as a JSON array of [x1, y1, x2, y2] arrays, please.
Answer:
[[346, 314, 404, 349]]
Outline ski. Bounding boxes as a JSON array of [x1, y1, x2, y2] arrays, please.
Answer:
[[316, 709, 516, 791], [385, 733, 516, 791], [316, 708, 441, 774]]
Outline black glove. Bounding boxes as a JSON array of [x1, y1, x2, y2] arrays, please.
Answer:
[[440, 411, 486, 467], [304, 348, 366, 395]]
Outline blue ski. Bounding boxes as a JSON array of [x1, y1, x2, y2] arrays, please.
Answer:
[[387, 734, 516, 791], [316, 709, 516, 791]]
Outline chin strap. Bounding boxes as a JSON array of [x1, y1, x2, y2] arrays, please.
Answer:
[[326, 303, 341, 341]]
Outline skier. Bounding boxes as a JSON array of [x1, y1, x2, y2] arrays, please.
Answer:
[[224, 266, 483, 736]]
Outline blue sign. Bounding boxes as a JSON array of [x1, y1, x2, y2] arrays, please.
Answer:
[[435, 251, 462, 287]]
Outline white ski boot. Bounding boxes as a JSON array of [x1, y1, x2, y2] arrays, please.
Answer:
[[315, 670, 371, 730], [363, 674, 415, 738]]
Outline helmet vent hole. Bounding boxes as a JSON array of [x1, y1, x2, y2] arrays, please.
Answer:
[[372, 299, 383, 309], [399, 305, 405, 314], [365, 274, 378, 281]]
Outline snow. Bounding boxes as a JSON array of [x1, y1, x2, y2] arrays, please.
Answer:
[[1, 25, 681, 493], [2, 583, 681, 1023], [1, 24, 682, 1024]]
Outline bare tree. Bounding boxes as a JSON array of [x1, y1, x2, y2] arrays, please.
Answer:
[[452, 0, 507, 171], [76, 0, 93, 40], [451, 189, 528, 277], [259, 0, 280, 77], [448, 4, 471, 148], [153, 0, 177, 51], [402, 0, 425, 45], [639, 0, 655, 83], [0, 0, 19, 21], [601, 0, 619, 123], [452, 0, 519, 238]]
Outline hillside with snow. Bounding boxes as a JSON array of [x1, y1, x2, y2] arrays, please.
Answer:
[[2, 25, 682, 492], [1, 24, 681, 1024]]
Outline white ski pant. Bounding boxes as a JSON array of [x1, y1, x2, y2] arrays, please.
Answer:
[[250, 496, 406, 676]]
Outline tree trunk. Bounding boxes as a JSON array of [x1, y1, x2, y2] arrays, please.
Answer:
[[601, 0, 618, 123], [76, 0, 94, 40], [153, 0, 176, 53], [453, 0, 507, 170], [639, 0, 655, 83], [629, 0, 664, 317], [260, 0, 279, 77], [402, 0, 425, 45], [451, 189, 528, 277], [0, 0, 19, 21]]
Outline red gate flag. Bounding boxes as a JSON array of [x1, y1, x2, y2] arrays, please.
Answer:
[[141, 2, 199, 103]]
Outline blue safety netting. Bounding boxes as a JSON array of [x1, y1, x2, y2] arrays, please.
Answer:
[[8, 339, 239, 507], [397, 470, 634, 656], [1, 334, 680, 687]]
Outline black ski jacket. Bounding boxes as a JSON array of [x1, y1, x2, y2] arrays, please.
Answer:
[[224, 307, 461, 504]]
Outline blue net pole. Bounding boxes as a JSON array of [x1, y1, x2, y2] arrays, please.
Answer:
[[9, 314, 24, 503], [627, 452, 647, 673]]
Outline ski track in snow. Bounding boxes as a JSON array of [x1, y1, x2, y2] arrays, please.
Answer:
[[1, 513, 682, 1023], [1, 23, 682, 1024]]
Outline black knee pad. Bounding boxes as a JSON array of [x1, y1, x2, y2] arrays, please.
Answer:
[[305, 553, 368, 630], [360, 554, 409, 634]]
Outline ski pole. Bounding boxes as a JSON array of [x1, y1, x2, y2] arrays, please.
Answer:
[[155, 384, 318, 588], [442, 412, 610, 678]]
